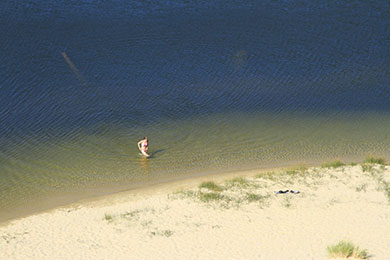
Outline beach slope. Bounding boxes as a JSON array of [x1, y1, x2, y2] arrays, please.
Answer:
[[1, 164, 390, 259]]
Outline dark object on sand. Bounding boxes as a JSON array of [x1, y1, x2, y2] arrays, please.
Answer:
[[275, 190, 290, 194], [275, 190, 300, 194]]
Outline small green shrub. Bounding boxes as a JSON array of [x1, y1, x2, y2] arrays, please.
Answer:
[[327, 241, 368, 259]]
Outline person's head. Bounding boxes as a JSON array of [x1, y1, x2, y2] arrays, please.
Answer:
[[144, 137, 148, 141]]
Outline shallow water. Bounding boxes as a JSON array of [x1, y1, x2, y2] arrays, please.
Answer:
[[1, 0, 389, 220]]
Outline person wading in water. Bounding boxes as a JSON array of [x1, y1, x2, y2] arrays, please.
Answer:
[[137, 137, 150, 157]]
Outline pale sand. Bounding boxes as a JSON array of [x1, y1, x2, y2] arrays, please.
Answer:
[[1, 164, 390, 260]]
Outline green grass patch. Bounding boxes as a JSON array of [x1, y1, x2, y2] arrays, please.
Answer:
[[364, 156, 385, 165], [327, 241, 368, 259], [285, 169, 298, 175], [246, 193, 269, 203], [366, 166, 390, 204], [226, 177, 249, 187], [104, 213, 113, 221], [321, 160, 345, 168], [383, 181, 390, 203], [150, 229, 174, 237], [199, 181, 223, 192], [361, 164, 373, 173], [199, 192, 224, 202]]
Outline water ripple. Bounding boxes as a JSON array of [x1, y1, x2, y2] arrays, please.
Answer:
[[1, 1, 390, 219]]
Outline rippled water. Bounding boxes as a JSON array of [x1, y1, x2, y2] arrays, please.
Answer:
[[1, 0, 389, 221]]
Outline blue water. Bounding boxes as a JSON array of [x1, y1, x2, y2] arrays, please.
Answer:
[[1, 0, 389, 221]]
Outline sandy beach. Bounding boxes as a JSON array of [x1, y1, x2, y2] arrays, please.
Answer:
[[1, 162, 390, 260]]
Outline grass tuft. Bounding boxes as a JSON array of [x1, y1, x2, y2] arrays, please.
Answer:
[[355, 183, 368, 192], [327, 241, 368, 259], [383, 182, 390, 203], [172, 190, 197, 199], [285, 169, 298, 175], [199, 181, 223, 192], [321, 160, 345, 168], [120, 209, 142, 219], [226, 177, 249, 187], [361, 164, 373, 173], [199, 192, 224, 202], [104, 213, 113, 221], [162, 230, 174, 237], [150, 229, 174, 237], [246, 193, 269, 203], [364, 156, 385, 165]]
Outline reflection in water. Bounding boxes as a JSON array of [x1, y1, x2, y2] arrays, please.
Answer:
[[139, 156, 149, 175]]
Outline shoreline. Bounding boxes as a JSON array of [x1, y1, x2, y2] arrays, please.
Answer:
[[1, 161, 390, 259], [0, 156, 376, 224], [0, 158, 326, 225], [0, 164, 292, 226]]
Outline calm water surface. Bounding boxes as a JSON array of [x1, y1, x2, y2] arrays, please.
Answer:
[[1, 0, 389, 221]]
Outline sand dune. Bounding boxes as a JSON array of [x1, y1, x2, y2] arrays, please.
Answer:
[[1, 164, 389, 259]]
